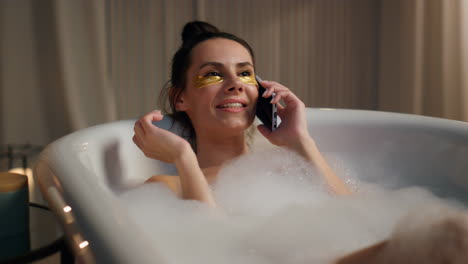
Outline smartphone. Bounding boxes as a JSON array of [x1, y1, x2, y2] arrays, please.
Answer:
[[255, 75, 279, 131]]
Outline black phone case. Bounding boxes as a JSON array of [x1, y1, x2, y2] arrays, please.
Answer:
[[255, 76, 278, 131]]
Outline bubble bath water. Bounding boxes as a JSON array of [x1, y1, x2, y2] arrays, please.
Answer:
[[118, 147, 467, 264]]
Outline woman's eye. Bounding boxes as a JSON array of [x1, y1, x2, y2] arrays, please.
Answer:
[[205, 72, 221, 77], [239, 71, 252, 77]]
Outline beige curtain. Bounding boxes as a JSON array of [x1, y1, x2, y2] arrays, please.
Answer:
[[2, 0, 468, 146], [54, 0, 117, 129], [0, 0, 115, 145], [379, 0, 468, 121], [109, 0, 380, 120], [0, 0, 381, 145], [107, 0, 195, 119], [1, 0, 48, 145], [201, 0, 380, 109]]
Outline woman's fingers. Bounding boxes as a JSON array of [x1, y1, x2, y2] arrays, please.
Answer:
[[260, 81, 282, 98], [134, 110, 164, 141], [141, 110, 164, 129], [259, 81, 273, 97], [258, 81, 306, 127], [260, 81, 295, 103], [132, 110, 193, 164], [256, 80, 310, 150], [272, 90, 302, 106], [271, 91, 287, 104], [132, 134, 143, 151], [134, 120, 145, 137], [257, 124, 272, 138], [276, 103, 285, 115], [133, 135, 141, 148], [133, 110, 164, 151]]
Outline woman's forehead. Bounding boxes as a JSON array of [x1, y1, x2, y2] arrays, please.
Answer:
[[191, 38, 253, 67]]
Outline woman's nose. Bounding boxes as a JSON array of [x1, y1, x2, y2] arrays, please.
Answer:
[[224, 77, 244, 93]]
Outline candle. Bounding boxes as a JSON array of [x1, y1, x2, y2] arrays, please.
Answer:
[[0, 172, 30, 259]]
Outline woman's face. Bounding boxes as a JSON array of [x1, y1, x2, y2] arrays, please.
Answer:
[[178, 38, 258, 135]]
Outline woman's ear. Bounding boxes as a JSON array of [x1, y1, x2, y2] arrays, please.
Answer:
[[175, 93, 188, 111]]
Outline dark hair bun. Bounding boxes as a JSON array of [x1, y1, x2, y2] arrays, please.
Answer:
[[182, 21, 220, 44]]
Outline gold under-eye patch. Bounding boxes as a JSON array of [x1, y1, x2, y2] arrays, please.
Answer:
[[194, 75, 258, 89], [239, 75, 258, 86], [194, 75, 223, 88]]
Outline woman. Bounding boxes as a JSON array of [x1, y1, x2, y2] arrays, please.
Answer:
[[132, 21, 351, 208], [132, 21, 468, 264]]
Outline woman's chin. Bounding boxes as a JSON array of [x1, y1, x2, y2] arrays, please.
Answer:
[[218, 119, 252, 132], [224, 122, 250, 132]]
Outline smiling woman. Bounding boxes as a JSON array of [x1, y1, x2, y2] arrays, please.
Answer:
[[132, 21, 351, 207], [128, 21, 468, 264], [177, 38, 258, 135], [157, 22, 259, 152]]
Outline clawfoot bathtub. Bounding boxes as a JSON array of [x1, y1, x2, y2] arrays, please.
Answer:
[[33, 108, 468, 263]]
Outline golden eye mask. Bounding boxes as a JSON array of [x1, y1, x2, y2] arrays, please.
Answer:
[[194, 75, 223, 88], [239, 75, 258, 86], [194, 75, 258, 88]]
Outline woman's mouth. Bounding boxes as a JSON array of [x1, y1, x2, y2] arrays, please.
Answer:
[[216, 100, 248, 113], [217, 103, 245, 109]]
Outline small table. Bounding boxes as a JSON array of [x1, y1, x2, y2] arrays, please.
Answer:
[[0, 203, 72, 264]]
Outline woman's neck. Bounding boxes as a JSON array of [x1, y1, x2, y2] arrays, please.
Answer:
[[195, 133, 249, 169]]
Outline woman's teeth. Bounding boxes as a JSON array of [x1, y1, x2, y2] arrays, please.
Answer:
[[218, 103, 244, 108]]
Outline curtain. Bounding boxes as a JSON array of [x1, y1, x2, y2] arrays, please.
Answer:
[[35, 0, 117, 138], [54, 0, 117, 129], [107, 0, 380, 120], [0, 0, 115, 145], [0, 0, 380, 145], [107, 0, 195, 119], [1, 0, 49, 145], [379, 0, 468, 121], [2, 0, 468, 147]]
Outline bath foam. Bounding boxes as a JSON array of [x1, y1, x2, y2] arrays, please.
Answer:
[[118, 147, 467, 264], [369, 205, 468, 263]]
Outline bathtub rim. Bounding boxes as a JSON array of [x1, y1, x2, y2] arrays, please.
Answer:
[[33, 108, 468, 263]]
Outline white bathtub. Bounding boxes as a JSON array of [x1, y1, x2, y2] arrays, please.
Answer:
[[33, 108, 468, 263]]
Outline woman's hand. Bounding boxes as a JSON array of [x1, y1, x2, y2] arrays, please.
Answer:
[[133, 110, 192, 164], [257, 81, 351, 195], [134, 111, 217, 205], [256, 80, 311, 152]]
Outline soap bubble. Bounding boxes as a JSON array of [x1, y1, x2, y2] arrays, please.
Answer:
[[118, 147, 467, 264]]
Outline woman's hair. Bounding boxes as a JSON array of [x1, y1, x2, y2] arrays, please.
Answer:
[[158, 21, 256, 151]]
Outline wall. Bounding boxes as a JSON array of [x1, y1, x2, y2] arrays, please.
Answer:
[[109, 0, 381, 120], [1, 0, 48, 145], [1, 0, 381, 145]]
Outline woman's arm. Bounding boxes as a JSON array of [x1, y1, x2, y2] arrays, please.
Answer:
[[293, 136, 351, 195], [145, 175, 182, 195], [256, 81, 351, 195], [133, 110, 217, 207], [174, 147, 217, 206]]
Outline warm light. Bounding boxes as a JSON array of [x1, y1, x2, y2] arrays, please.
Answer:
[[9, 167, 37, 202], [319, 108, 336, 111], [63, 206, 72, 213], [79, 240, 89, 249], [9, 167, 33, 177]]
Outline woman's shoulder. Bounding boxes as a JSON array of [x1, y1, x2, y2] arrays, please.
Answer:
[[145, 174, 181, 196]]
